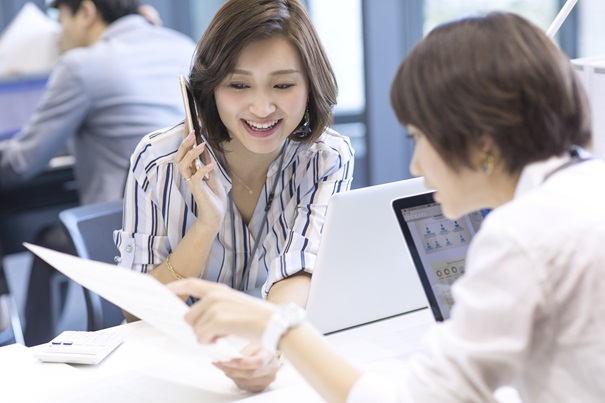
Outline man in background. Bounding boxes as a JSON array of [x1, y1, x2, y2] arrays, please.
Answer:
[[0, 0, 196, 345]]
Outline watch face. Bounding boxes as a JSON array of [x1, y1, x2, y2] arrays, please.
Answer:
[[280, 303, 306, 324]]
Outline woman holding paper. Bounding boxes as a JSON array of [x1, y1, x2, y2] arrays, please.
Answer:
[[169, 12, 605, 402], [115, 0, 354, 392]]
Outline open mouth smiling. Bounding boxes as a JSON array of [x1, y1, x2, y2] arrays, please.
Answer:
[[244, 119, 280, 132]]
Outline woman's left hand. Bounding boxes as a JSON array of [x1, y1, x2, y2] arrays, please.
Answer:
[[167, 279, 280, 391], [213, 344, 280, 392]]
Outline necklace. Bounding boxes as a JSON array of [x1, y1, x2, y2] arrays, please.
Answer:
[[229, 169, 256, 195], [227, 139, 291, 290]]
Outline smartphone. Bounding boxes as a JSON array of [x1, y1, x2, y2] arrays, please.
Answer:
[[179, 74, 206, 175]]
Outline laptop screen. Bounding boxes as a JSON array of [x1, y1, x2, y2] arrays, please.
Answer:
[[392, 192, 489, 322], [0, 74, 48, 140]]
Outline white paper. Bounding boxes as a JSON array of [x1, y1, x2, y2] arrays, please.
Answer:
[[24, 243, 241, 361], [0, 2, 60, 75]]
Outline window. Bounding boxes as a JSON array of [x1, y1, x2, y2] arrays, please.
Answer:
[[307, 0, 367, 188], [424, 0, 559, 36], [307, 0, 365, 115], [578, 0, 605, 57]]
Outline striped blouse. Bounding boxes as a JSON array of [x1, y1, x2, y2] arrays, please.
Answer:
[[114, 123, 354, 298]]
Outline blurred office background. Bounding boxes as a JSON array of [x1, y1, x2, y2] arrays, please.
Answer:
[[1, 0, 603, 189], [0, 0, 602, 345]]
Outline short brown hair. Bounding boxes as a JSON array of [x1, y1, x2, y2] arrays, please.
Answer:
[[189, 0, 338, 151], [390, 12, 591, 174]]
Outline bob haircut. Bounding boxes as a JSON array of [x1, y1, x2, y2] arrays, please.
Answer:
[[189, 0, 338, 152], [390, 12, 592, 175], [50, 0, 140, 24]]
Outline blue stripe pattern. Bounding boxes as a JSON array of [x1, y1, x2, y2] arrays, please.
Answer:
[[114, 124, 355, 297]]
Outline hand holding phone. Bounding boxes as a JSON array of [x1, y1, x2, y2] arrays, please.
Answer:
[[179, 74, 208, 177]]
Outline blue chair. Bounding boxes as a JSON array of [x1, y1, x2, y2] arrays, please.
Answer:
[[58, 201, 125, 331], [0, 266, 24, 345]]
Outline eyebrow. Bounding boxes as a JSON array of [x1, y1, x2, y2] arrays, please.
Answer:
[[230, 69, 301, 76]]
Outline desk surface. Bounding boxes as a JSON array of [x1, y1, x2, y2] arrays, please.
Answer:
[[0, 310, 522, 403]]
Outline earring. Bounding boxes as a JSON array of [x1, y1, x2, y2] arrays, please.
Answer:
[[481, 153, 495, 175], [291, 106, 312, 138]]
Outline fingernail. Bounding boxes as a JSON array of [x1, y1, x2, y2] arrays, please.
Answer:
[[186, 131, 194, 141]]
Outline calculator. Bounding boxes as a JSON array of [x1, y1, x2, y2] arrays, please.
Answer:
[[34, 330, 127, 365]]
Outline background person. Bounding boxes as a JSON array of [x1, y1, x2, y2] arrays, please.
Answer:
[[114, 0, 354, 392], [0, 0, 196, 346], [168, 11, 605, 403]]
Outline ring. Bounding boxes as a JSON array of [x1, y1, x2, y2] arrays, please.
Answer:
[[185, 176, 192, 182]]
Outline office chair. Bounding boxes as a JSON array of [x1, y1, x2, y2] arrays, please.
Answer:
[[58, 201, 125, 331], [0, 265, 24, 345]]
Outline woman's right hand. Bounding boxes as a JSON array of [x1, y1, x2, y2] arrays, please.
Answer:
[[167, 279, 275, 344], [175, 131, 227, 232]]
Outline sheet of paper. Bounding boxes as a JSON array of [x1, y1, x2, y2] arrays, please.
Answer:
[[24, 243, 241, 361], [0, 2, 60, 75]]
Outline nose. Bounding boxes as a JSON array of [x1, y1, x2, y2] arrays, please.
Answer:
[[409, 147, 421, 177], [248, 90, 276, 117]]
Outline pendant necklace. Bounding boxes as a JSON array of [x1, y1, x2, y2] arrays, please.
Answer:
[[229, 169, 255, 195]]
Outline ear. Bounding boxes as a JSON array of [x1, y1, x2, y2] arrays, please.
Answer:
[[79, 0, 101, 27], [471, 135, 496, 172], [479, 135, 495, 153]]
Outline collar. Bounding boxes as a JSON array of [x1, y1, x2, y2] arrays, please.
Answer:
[[267, 139, 302, 178], [99, 15, 150, 41], [202, 138, 302, 196], [211, 137, 303, 184], [514, 154, 570, 199]]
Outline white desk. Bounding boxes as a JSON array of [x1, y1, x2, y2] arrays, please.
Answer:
[[0, 310, 521, 402]]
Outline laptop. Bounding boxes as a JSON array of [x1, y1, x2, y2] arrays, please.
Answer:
[[0, 74, 48, 140], [306, 177, 431, 334], [392, 192, 489, 322]]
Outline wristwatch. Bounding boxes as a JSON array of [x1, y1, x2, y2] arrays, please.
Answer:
[[261, 302, 306, 354]]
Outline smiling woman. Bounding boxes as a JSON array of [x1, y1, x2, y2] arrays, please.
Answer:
[[213, 36, 309, 157], [113, 0, 354, 394]]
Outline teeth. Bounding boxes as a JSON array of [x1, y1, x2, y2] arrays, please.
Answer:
[[246, 120, 278, 130]]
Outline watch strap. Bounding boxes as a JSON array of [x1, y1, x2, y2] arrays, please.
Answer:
[[261, 302, 305, 354]]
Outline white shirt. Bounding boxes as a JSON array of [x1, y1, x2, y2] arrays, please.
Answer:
[[349, 155, 605, 402], [115, 123, 354, 296]]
